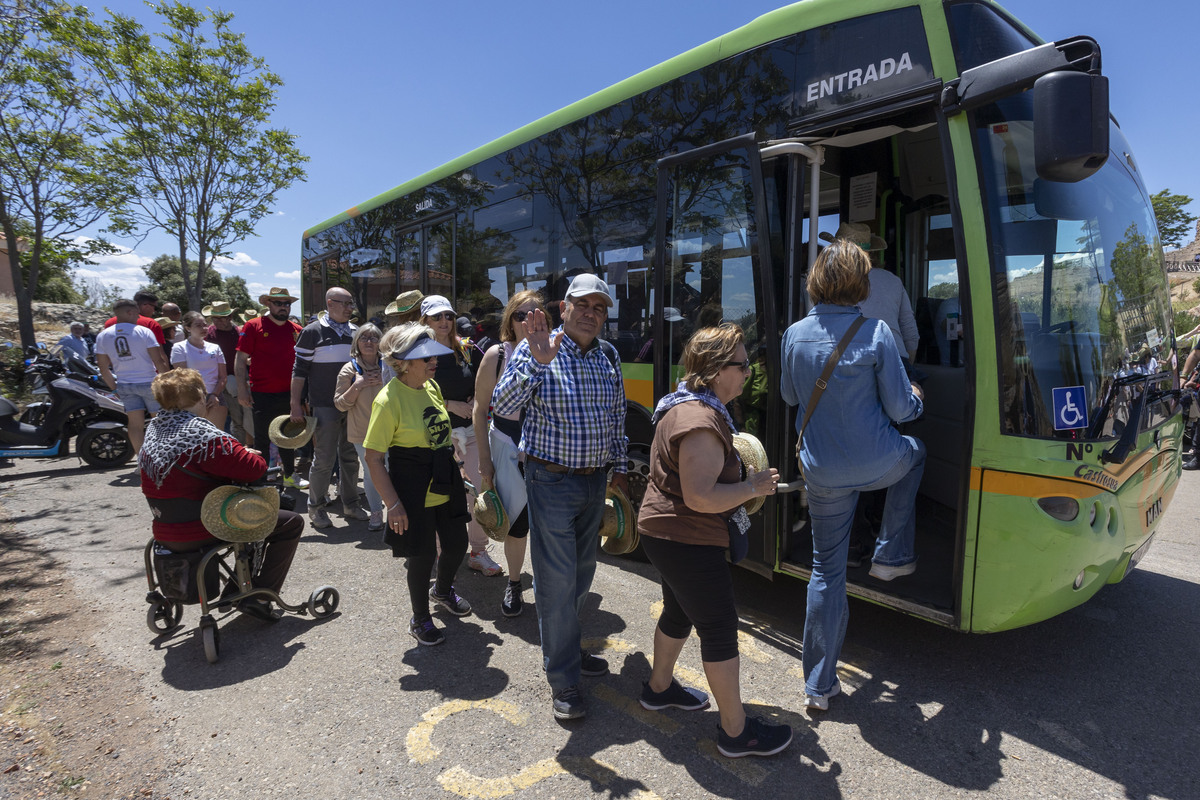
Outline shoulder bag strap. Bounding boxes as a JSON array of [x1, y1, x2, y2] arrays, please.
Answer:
[[797, 315, 868, 445]]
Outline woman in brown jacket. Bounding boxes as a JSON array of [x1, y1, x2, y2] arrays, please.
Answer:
[[333, 323, 388, 531]]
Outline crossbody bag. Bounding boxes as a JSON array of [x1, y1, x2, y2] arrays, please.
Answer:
[[794, 316, 868, 473]]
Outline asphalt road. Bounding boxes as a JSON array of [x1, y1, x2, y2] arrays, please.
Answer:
[[0, 455, 1196, 800]]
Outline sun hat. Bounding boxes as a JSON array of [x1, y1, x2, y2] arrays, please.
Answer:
[[392, 331, 454, 361], [731, 432, 770, 515], [664, 307, 684, 322], [259, 287, 299, 305], [419, 295, 454, 318], [818, 221, 886, 251], [242, 308, 259, 319], [200, 485, 280, 543], [600, 486, 639, 555], [385, 290, 424, 316], [202, 301, 236, 317], [268, 414, 316, 449], [565, 273, 613, 307], [154, 316, 178, 331], [474, 489, 509, 542]]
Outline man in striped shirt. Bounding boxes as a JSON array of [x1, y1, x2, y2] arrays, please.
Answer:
[[493, 273, 628, 721]]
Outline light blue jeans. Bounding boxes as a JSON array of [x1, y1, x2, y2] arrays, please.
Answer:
[[524, 460, 607, 693], [802, 436, 925, 696], [352, 442, 382, 514]]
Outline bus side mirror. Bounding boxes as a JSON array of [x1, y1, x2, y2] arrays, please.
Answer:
[[1034, 71, 1109, 183]]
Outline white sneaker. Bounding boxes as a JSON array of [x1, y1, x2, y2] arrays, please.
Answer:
[[869, 560, 917, 581], [467, 548, 502, 576], [804, 679, 841, 712], [282, 474, 310, 490]]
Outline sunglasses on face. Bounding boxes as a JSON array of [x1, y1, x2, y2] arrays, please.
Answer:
[[359, 336, 380, 343], [429, 312, 456, 322], [513, 310, 534, 322], [269, 300, 292, 307], [328, 298, 354, 307], [725, 359, 751, 371]]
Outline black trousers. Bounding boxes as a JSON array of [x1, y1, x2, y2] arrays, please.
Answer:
[[250, 390, 295, 477], [641, 534, 740, 663], [405, 502, 468, 621]]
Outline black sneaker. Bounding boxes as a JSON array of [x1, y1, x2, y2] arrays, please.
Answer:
[[639, 679, 710, 711], [429, 586, 472, 616], [501, 581, 523, 617], [580, 650, 609, 677], [717, 716, 793, 758], [237, 597, 281, 622], [551, 685, 586, 720], [409, 616, 445, 646], [1184, 455, 1200, 470]]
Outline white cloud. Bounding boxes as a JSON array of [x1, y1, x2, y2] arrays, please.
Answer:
[[213, 265, 232, 276], [274, 270, 301, 280], [213, 251, 260, 269], [70, 238, 151, 296]]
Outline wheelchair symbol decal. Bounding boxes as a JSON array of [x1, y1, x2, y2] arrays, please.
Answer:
[[1052, 386, 1088, 431]]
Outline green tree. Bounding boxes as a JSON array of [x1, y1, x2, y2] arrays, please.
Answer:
[[0, 1, 123, 347], [140, 253, 254, 312], [95, 2, 307, 310], [1150, 189, 1197, 249]]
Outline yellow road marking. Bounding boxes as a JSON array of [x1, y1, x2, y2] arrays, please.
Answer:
[[438, 756, 662, 799], [406, 699, 530, 764]]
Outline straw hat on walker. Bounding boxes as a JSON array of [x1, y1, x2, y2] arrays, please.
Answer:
[[474, 489, 509, 542], [201, 485, 280, 542], [600, 485, 639, 555]]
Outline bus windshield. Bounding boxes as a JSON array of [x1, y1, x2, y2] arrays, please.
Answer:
[[976, 98, 1172, 440]]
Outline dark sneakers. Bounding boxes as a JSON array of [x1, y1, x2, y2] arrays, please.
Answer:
[[429, 586, 472, 616], [237, 597, 281, 622], [639, 679, 710, 711], [717, 717, 793, 758], [409, 616, 445, 646], [501, 581, 524, 617], [580, 651, 609, 677], [552, 685, 586, 720]]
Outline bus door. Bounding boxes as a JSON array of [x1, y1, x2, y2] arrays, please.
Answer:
[[654, 133, 782, 575], [397, 212, 456, 302]]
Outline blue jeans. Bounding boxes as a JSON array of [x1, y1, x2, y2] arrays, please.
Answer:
[[524, 460, 607, 693], [802, 437, 925, 696], [352, 443, 382, 514], [116, 381, 161, 413]]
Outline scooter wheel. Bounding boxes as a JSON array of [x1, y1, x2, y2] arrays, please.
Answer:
[[76, 427, 134, 468], [200, 621, 220, 664], [146, 600, 184, 635], [307, 586, 340, 619]]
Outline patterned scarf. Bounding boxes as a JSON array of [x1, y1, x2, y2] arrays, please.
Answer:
[[139, 409, 238, 488], [651, 380, 738, 433]]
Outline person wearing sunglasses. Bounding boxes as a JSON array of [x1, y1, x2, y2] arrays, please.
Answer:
[[292, 287, 368, 530], [779, 238, 926, 713], [364, 322, 473, 646], [235, 287, 308, 490], [472, 290, 547, 617], [334, 323, 388, 531], [419, 295, 501, 577]]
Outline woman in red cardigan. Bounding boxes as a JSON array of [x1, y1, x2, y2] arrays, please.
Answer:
[[139, 368, 302, 620]]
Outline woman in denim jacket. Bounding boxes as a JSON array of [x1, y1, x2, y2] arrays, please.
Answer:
[[780, 237, 926, 712]]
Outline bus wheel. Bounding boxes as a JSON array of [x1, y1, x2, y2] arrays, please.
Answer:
[[623, 445, 651, 511]]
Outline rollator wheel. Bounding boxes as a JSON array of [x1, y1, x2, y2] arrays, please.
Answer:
[[307, 586, 340, 619], [200, 622, 220, 664], [146, 600, 183, 635]]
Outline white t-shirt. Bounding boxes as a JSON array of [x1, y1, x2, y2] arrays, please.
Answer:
[[95, 322, 160, 383], [170, 339, 224, 392]]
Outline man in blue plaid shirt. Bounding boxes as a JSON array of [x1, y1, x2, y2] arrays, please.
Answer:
[[493, 273, 628, 721]]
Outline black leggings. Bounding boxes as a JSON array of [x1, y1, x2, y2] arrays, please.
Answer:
[[250, 391, 295, 477], [405, 502, 468, 621], [641, 535, 740, 663]]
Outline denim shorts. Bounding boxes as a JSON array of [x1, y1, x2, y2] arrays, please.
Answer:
[[117, 381, 161, 413]]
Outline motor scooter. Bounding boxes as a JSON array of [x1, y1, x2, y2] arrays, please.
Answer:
[[0, 343, 133, 468]]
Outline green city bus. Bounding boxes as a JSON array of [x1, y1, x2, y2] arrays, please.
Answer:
[[301, 0, 1180, 632]]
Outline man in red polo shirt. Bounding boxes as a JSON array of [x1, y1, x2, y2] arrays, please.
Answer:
[[235, 287, 308, 489], [103, 290, 166, 345]]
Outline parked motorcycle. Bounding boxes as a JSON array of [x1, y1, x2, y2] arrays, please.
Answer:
[[0, 343, 133, 468]]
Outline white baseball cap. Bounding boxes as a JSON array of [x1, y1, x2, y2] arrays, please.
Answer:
[[564, 273, 613, 307]]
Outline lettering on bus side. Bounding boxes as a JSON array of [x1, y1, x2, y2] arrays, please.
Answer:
[[805, 53, 914, 102], [1145, 497, 1162, 527], [1073, 464, 1119, 492]]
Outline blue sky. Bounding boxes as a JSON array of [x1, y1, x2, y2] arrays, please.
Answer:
[[75, 0, 1200, 301]]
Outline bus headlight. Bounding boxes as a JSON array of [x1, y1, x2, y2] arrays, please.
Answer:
[[1037, 496, 1079, 521]]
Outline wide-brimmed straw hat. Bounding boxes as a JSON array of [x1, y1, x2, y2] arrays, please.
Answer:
[[600, 486, 639, 555], [268, 414, 316, 449], [385, 290, 424, 316], [202, 300, 236, 318], [259, 287, 299, 305], [732, 432, 769, 515], [154, 316, 178, 332], [474, 489, 509, 542], [242, 308, 259, 319], [200, 485, 280, 542], [818, 221, 886, 251]]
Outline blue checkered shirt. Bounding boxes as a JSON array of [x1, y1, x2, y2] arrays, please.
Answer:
[[492, 329, 627, 473]]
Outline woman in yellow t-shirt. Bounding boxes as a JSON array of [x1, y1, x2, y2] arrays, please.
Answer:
[[364, 322, 473, 646]]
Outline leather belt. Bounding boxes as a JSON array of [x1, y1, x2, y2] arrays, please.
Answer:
[[526, 455, 600, 475]]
